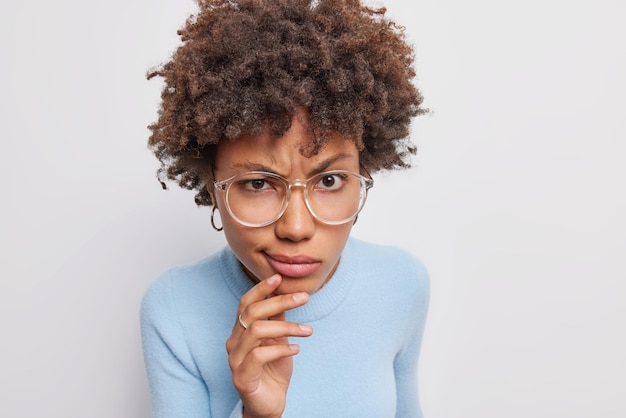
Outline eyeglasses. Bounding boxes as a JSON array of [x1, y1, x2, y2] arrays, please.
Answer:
[[214, 170, 374, 227]]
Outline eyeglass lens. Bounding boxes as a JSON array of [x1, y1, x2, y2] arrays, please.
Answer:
[[224, 171, 367, 226]]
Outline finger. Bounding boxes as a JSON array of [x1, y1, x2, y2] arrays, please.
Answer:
[[238, 274, 283, 314], [229, 320, 313, 366], [267, 310, 285, 322], [231, 274, 283, 335], [240, 291, 309, 329], [232, 344, 300, 389]]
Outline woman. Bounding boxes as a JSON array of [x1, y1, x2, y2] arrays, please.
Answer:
[[141, 0, 430, 417]]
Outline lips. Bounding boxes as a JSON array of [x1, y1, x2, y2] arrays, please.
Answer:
[[265, 253, 321, 278]]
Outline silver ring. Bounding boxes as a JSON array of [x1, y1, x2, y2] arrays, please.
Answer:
[[238, 314, 248, 330]]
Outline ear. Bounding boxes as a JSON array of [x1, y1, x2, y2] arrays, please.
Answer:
[[205, 169, 220, 207], [207, 184, 218, 209]]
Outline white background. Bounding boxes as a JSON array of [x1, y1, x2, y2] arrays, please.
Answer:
[[1, 0, 624, 417]]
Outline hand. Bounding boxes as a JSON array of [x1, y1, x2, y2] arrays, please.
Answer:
[[226, 274, 313, 418]]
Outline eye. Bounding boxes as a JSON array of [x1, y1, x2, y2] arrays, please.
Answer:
[[238, 176, 275, 192], [232, 173, 287, 194], [248, 179, 268, 190], [316, 173, 346, 191]]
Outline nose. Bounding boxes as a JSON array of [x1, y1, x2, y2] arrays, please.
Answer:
[[274, 185, 315, 241]]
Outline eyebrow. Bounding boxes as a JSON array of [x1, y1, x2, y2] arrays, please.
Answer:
[[232, 153, 356, 177]]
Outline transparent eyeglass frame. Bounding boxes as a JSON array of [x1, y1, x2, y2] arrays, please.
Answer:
[[213, 170, 374, 227]]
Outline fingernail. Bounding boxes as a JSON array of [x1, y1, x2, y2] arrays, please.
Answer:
[[292, 292, 308, 303], [299, 324, 313, 333], [267, 274, 280, 284]]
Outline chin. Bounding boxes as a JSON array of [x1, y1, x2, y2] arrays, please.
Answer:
[[276, 275, 327, 295]]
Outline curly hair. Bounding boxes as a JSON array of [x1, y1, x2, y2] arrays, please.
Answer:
[[147, 0, 427, 206]]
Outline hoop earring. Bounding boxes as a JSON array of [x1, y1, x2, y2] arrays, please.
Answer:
[[211, 206, 223, 232], [353, 215, 359, 225]]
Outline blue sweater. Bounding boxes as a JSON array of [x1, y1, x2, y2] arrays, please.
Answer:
[[140, 237, 429, 417]]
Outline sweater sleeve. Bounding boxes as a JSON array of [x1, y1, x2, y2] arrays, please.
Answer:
[[393, 255, 430, 418], [140, 272, 243, 418]]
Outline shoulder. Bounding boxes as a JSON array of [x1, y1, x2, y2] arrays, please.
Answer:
[[140, 250, 225, 324], [348, 237, 429, 283], [346, 237, 429, 307], [346, 238, 429, 338]]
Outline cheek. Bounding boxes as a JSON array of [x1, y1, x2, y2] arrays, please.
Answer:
[[320, 224, 354, 256], [222, 227, 258, 269], [222, 222, 252, 250], [221, 221, 266, 261]]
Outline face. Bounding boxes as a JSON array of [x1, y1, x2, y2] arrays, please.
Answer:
[[211, 115, 361, 295]]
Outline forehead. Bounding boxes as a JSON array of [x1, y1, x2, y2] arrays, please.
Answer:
[[215, 121, 359, 174]]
